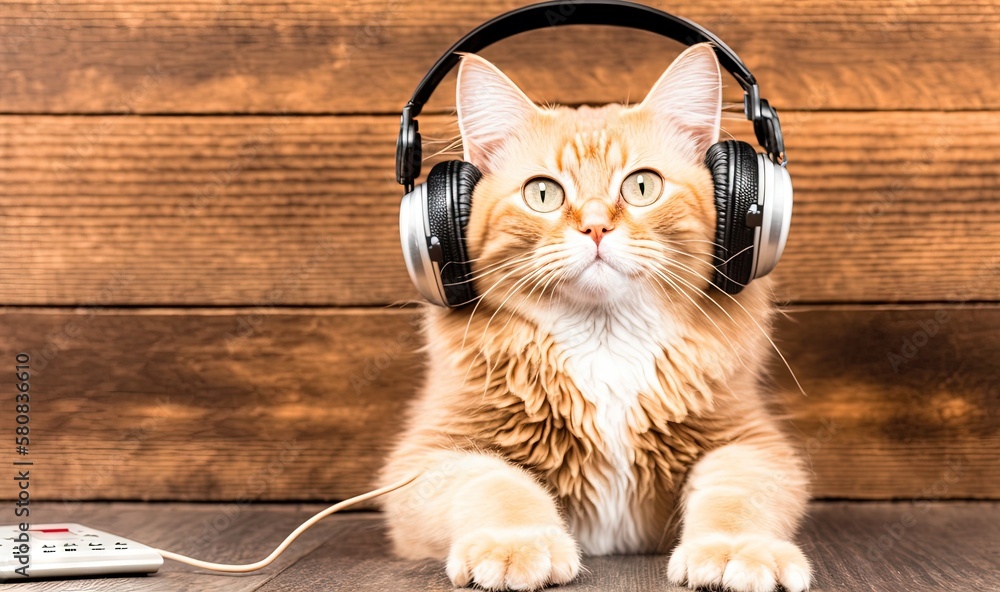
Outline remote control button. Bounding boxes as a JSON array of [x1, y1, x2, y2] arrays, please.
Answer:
[[34, 528, 71, 533]]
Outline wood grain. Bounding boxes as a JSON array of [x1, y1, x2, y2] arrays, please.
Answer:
[[769, 304, 1000, 499], [6, 504, 999, 591], [0, 305, 996, 502], [1, 1, 997, 113], [800, 503, 1000, 592], [2, 111, 997, 306], [255, 505, 1000, 592]]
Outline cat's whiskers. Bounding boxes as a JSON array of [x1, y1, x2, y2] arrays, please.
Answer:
[[420, 133, 463, 160], [489, 255, 572, 352], [632, 238, 722, 265], [465, 243, 567, 281], [653, 261, 806, 397], [621, 242, 785, 385], [666, 237, 760, 288], [463, 243, 565, 266], [636, 246, 792, 396], [631, 239, 754, 294], [456, 257, 547, 386], [536, 260, 568, 301], [714, 243, 757, 269], [475, 264, 563, 400], [456, 249, 572, 390], [478, 255, 570, 348], [459, 249, 567, 350], [625, 242, 726, 295], [547, 264, 577, 310], [673, 237, 728, 252], [444, 251, 547, 287], [655, 263, 754, 339], [637, 273, 674, 307], [642, 263, 749, 372]]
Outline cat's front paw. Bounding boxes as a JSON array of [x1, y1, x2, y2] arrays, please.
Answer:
[[666, 533, 811, 592], [446, 525, 581, 591]]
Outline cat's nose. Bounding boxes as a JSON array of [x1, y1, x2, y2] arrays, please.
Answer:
[[578, 199, 615, 245]]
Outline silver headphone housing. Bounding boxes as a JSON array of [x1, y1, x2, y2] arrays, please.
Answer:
[[399, 183, 450, 307], [749, 156, 793, 281]]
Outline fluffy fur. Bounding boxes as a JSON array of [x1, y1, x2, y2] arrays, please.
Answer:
[[379, 44, 811, 592]]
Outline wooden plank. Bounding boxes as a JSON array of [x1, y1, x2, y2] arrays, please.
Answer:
[[770, 305, 1000, 499], [0, 305, 997, 502], [255, 504, 1000, 592], [1, 1, 997, 113], [3, 504, 998, 591], [0, 502, 349, 591], [3, 504, 997, 591], [800, 503, 1000, 592], [1, 111, 997, 306]]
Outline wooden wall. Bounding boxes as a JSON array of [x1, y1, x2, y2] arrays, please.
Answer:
[[1, 1, 997, 502]]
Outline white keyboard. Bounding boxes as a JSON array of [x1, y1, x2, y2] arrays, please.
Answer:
[[0, 523, 162, 581]]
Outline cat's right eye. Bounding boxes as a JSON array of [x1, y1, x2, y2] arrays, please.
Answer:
[[620, 169, 664, 207], [522, 177, 565, 213]]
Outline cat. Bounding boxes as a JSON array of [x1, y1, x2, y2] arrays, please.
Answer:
[[378, 43, 811, 592]]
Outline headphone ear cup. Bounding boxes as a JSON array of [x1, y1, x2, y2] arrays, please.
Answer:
[[705, 140, 760, 295], [425, 160, 482, 307]]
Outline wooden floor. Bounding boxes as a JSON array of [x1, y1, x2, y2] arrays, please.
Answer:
[[4, 502, 998, 591]]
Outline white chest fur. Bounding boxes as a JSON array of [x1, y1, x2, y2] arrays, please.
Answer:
[[537, 300, 679, 554]]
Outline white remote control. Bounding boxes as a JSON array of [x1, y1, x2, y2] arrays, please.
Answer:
[[0, 523, 163, 581]]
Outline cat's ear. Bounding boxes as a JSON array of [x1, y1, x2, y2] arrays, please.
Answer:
[[456, 53, 538, 172], [639, 43, 722, 155]]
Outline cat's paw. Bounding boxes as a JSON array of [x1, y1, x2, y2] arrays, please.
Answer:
[[666, 533, 811, 592], [446, 525, 581, 591]]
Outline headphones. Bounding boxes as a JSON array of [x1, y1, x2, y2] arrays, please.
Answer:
[[397, 0, 792, 307]]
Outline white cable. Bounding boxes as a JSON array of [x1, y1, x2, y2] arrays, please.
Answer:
[[154, 473, 420, 573]]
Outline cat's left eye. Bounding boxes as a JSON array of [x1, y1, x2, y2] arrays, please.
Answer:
[[522, 177, 565, 213], [621, 169, 664, 207]]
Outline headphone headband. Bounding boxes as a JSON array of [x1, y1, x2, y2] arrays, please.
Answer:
[[397, 0, 786, 190], [407, 0, 756, 113]]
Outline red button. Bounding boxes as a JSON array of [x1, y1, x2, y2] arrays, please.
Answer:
[[31, 528, 71, 533]]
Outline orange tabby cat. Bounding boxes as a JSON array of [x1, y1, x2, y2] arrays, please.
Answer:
[[379, 43, 811, 592]]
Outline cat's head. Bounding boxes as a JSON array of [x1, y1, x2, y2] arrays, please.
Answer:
[[459, 43, 725, 312]]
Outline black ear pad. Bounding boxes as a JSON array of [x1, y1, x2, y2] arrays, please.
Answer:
[[705, 140, 760, 295], [425, 160, 482, 306]]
